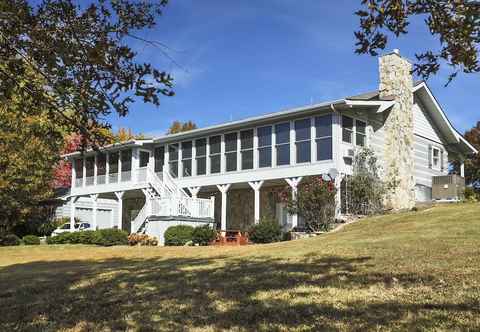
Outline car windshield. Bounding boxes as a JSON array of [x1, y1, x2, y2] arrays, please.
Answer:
[[60, 223, 70, 230], [81, 223, 90, 228]]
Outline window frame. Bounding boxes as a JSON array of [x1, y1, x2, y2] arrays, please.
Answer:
[[275, 122, 291, 167], [432, 146, 441, 170], [224, 131, 238, 172], [257, 125, 272, 168], [209, 135, 222, 174], [168, 143, 179, 178], [342, 115, 368, 147], [315, 114, 333, 161], [240, 129, 254, 170], [294, 117, 312, 164], [181, 141, 193, 177], [195, 138, 207, 176]]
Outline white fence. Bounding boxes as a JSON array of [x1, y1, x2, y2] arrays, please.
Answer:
[[151, 197, 214, 219]]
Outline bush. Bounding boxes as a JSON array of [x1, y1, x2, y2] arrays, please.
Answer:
[[464, 187, 478, 202], [0, 234, 21, 246], [128, 233, 158, 246], [46, 232, 72, 244], [22, 235, 40, 245], [92, 229, 128, 246], [164, 225, 194, 246], [192, 225, 216, 246], [249, 218, 282, 244]]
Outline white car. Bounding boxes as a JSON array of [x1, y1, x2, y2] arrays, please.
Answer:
[[51, 222, 92, 236]]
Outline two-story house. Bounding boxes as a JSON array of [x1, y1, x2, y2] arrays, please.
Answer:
[[59, 50, 477, 244]]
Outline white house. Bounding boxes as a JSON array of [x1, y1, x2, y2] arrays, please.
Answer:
[[59, 50, 477, 244]]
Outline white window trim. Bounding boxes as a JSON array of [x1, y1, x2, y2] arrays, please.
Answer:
[[342, 115, 368, 147], [240, 129, 254, 170], [294, 117, 312, 164], [431, 146, 441, 171]]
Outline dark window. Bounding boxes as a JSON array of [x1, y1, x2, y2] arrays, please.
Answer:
[[182, 141, 192, 177], [241, 129, 254, 170], [258, 126, 272, 168], [168, 144, 179, 178], [97, 153, 106, 176], [109, 152, 118, 174], [275, 122, 290, 166], [85, 156, 95, 177], [154, 146, 165, 173], [139, 151, 150, 168], [195, 139, 207, 175], [315, 115, 333, 161], [295, 119, 311, 163], [225, 132, 237, 172], [209, 136, 221, 174], [356, 120, 366, 147], [121, 150, 132, 172], [74, 158, 83, 179], [342, 116, 354, 143]]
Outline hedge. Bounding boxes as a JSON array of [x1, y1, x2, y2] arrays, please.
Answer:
[[47, 228, 128, 246], [192, 225, 216, 246], [0, 234, 21, 246], [249, 219, 282, 244], [164, 225, 194, 246], [22, 235, 40, 245]]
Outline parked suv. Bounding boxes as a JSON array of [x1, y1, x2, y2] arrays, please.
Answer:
[[52, 222, 91, 237]]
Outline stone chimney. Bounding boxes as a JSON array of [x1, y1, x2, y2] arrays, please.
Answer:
[[379, 50, 415, 210]]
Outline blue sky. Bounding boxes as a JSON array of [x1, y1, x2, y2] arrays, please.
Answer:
[[109, 0, 479, 136]]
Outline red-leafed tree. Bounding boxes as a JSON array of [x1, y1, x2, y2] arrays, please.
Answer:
[[52, 133, 82, 188]]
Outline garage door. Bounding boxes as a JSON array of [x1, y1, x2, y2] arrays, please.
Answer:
[[75, 207, 93, 224], [97, 209, 113, 229]]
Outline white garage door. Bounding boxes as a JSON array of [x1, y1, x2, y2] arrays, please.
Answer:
[[75, 207, 93, 224], [97, 209, 113, 229]]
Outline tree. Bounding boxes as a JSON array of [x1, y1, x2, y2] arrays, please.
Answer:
[[113, 128, 146, 143], [355, 0, 480, 84], [452, 122, 480, 188], [167, 120, 198, 134], [0, 0, 173, 147]]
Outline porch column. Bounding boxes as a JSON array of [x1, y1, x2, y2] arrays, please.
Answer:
[[82, 156, 86, 187], [285, 177, 302, 228], [90, 194, 98, 230], [69, 196, 78, 231], [460, 160, 465, 178], [216, 184, 231, 231], [93, 154, 98, 185], [117, 151, 122, 183], [115, 191, 124, 230], [105, 152, 110, 184], [189, 186, 201, 199], [248, 181, 264, 224]]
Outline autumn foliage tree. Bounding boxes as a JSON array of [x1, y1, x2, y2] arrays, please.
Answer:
[[452, 122, 480, 188], [167, 121, 198, 134]]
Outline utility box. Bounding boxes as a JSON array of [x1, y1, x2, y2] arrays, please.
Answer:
[[432, 175, 465, 201]]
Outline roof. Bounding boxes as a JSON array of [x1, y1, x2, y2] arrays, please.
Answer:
[[347, 80, 424, 101]]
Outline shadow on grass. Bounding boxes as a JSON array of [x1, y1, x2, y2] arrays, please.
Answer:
[[0, 252, 478, 331]]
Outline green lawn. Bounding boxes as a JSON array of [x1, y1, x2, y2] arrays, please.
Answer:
[[1, 204, 480, 331]]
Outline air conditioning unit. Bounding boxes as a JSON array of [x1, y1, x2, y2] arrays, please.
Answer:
[[343, 149, 355, 159]]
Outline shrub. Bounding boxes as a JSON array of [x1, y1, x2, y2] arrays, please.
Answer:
[[249, 218, 282, 244], [164, 225, 194, 246], [464, 187, 478, 202], [46, 232, 72, 244], [92, 229, 128, 246], [192, 225, 216, 246], [0, 234, 21, 246], [22, 235, 40, 245], [128, 233, 158, 246]]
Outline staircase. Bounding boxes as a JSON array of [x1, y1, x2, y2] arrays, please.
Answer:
[[131, 165, 214, 234]]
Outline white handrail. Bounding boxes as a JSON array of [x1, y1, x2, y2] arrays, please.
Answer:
[[131, 203, 148, 233], [151, 196, 213, 219]]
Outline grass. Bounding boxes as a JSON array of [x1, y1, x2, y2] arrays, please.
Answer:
[[1, 203, 480, 331]]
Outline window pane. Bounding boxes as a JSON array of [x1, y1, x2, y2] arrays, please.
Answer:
[[183, 159, 192, 177], [210, 155, 221, 173], [74, 159, 83, 178], [356, 133, 365, 147], [154, 146, 164, 172], [275, 122, 290, 144], [342, 129, 353, 143], [295, 119, 311, 141], [317, 138, 332, 160], [182, 141, 192, 159], [225, 133, 237, 152], [240, 130, 253, 149], [241, 150, 253, 170], [296, 141, 311, 163], [169, 144, 179, 161], [356, 120, 366, 134], [97, 154, 106, 175], [315, 115, 332, 137], [196, 139, 206, 156], [277, 144, 290, 166], [209, 136, 221, 154], [196, 157, 206, 175], [259, 147, 271, 168], [342, 116, 353, 129], [139, 151, 149, 168], [226, 153, 237, 172], [109, 152, 118, 173], [121, 150, 132, 171], [85, 157, 94, 177], [258, 126, 272, 147], [169, 161, 178, 178]]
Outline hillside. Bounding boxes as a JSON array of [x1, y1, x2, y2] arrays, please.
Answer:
[[1, 203, 480, 331]]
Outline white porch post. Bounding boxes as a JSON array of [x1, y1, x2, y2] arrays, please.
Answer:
[[115, 191, 124, 230], [90, 194, 98, 230], [209, 196, 215, 219], [71, 158, 76, 189], [248, 181, 264, 224], [69, 196, 77, 230], [82, 156, 86, 187], [188, 187, 201, 218], [460, 160, 465, 178], [216, 184, 231, 231], [105, 152, 110, 184], [285, 177, 302, 228], [189, 186, 201, 199], [93, 154, 98, 185], [118, 150, 122, 183], [334, 175, 343, 218]]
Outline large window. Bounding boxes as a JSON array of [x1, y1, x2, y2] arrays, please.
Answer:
[[195, 138, 207, 175], [74, 158, 83, 187], [342, 116, 354, 143], [258, 126, 272, 168], [342, 116, 367, 147], [225, 132, 238, 172], [121, 149, 132, 181], [85, 156, 95, 185], [168, 144, 179, 178], [240, 129, 254, 170], [209, 135, 221, 174], [108, 152, 119, 183], [315, 115, 333, 161], [275, 122, 290, 166], [182, 141, 192, 177], [356, 120, 366, 147], [295, 118, 311, 163], [154, 146, 164, 173], [96, 153, 106, 184]]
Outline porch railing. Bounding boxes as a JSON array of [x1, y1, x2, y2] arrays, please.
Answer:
[[151, 197, 213, 219], [131, 203, 148, 234]]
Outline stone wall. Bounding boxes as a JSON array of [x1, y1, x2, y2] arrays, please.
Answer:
[[379, 51, 416, 210]]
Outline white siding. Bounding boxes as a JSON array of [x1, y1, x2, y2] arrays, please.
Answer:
[[55, 197, 118, 229], [413, 98, 444, 142]]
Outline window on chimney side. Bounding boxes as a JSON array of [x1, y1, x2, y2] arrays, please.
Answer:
[[342, 116, 354, 143], [432, 147, 440, 170], [356, 120, 366, 147]]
